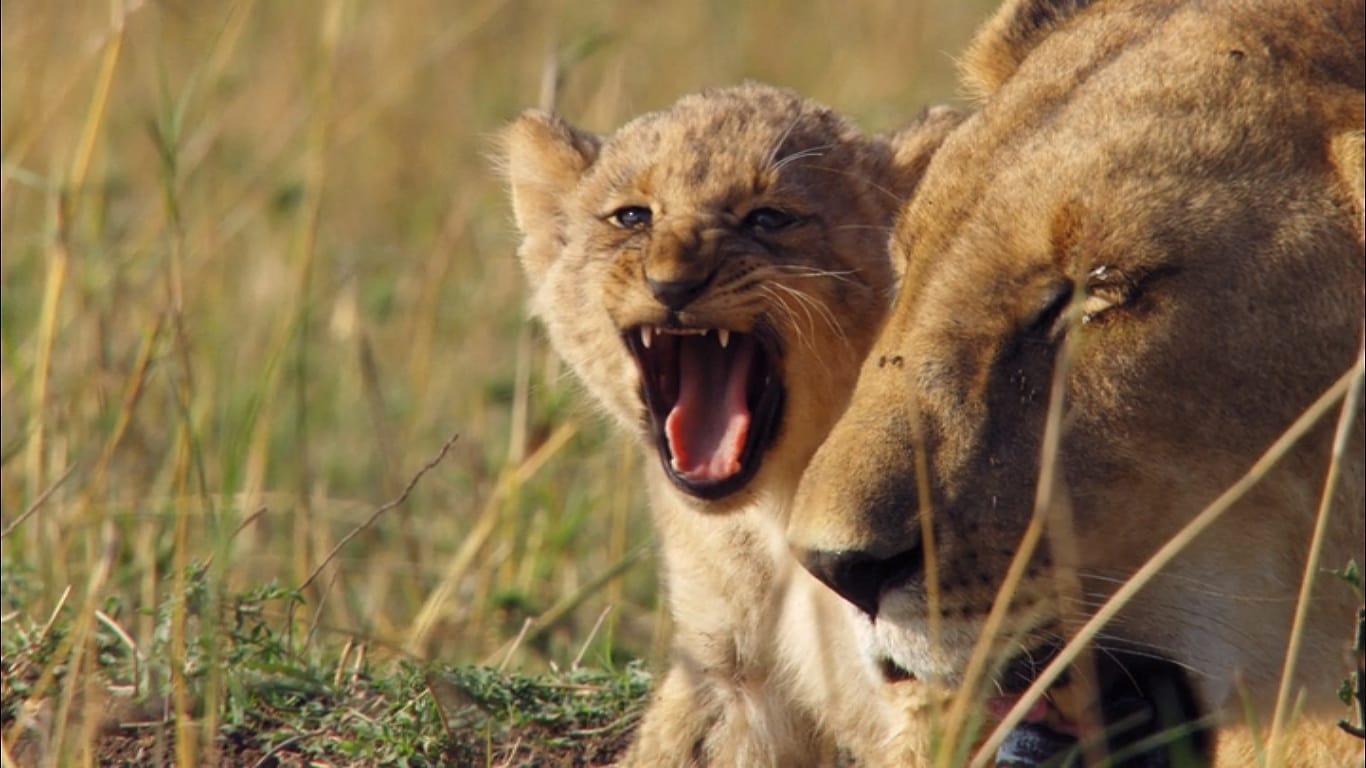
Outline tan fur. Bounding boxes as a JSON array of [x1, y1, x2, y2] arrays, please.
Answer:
[[501, 84, 962, 766], [791, 1, 1365, 765]]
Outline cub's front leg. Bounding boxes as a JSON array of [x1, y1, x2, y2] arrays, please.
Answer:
[[619, 664, 714, 767], [620, 498, 834, 767], [620, 651, 831, 767]]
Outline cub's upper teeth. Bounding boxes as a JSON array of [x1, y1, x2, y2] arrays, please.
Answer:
[[636, 326, 734, 347]]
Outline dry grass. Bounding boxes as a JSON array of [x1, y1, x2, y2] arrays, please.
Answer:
[[0, 1, 992, 763]]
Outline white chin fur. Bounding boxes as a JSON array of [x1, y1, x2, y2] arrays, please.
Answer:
[[851, 588, 973, 683], [865, 590, 1057, 686], [867, 615, 979, 685]]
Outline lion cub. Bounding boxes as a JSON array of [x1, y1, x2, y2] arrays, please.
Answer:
[[502, 83, 960, 765]]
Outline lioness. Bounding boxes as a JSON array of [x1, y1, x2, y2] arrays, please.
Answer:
[[791, 0, 1365, 766], [501, 84, 961, 765]]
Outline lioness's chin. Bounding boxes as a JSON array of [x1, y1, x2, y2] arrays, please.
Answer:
[[864, 616, 981, 686], [623, 324, 785, 501], [864, 589, 1047, 685]]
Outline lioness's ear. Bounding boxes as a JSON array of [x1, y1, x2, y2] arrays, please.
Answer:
[[959, 0, 1095, 99], [1331, 130, 1365, 250], [500, 109, 601, 276], [886, 105, 967, 201]]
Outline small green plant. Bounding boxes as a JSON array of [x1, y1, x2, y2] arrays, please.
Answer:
[[1332, 560, 1364, 740]]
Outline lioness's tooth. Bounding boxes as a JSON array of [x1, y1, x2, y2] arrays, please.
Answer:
[[641, 326, 653, 349], [718, 329, 730, 348]]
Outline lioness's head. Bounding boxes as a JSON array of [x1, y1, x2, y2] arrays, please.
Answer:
[[503, 84, 960, 509], [791, 0, 1364, 764]]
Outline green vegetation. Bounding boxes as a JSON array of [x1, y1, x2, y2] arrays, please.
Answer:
[[2, 566, 651, 765], [1334, 561, 1364, 741], [0, 1, 987, 763]]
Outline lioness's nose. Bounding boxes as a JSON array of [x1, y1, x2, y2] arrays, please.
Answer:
[[798, 544, 922, 619]]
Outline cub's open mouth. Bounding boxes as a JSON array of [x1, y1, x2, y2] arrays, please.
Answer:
[[624, 325, 784, 500], [990, 649, 1211, 768]]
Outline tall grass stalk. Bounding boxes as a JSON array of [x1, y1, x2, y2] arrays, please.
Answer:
[[406, 420, 580, 655]]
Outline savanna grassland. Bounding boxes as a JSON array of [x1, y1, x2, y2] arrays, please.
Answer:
[[0, 1, 995, 764]]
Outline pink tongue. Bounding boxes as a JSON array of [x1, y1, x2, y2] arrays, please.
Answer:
[[664, 336, 755, 484]]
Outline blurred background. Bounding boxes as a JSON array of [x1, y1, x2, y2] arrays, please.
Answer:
[[0, 0, 995, 676]]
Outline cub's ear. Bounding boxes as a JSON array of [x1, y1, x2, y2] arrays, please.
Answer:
[[885, 104, 967, 202], [499, 109, 601, 276], [959, 0, 1094, 99], [1331, 130, 1365, 250]]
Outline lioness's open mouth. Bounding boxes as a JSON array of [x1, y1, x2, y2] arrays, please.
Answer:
[[990, 649, 1211, 768], [624, 325, 784, 500]]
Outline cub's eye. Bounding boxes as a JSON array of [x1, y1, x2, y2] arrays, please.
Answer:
[[610, 206, 653, 230], [742, 207, 798, 233]]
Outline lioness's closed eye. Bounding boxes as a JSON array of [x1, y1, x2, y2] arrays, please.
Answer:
[[502, 83, 963, 766], [791, 1, 1365, 766]]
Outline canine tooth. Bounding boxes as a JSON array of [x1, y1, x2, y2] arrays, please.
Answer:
[[718, 329, 730, 348], [641, 326, 654, 349]]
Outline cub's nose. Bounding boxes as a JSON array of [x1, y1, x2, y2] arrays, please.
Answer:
[[647, 277, 708, 310], [798, 544, 923, 619]]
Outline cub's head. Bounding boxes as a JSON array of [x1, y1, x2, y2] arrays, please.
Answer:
[[503, 84, 960, 509], [791, 0, 1364, 764]]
